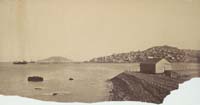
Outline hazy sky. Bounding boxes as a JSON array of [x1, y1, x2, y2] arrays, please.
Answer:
[[0, 0, 200, 61]]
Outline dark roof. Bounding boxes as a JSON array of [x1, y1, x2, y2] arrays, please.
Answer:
[[140, 58, 163, 64], [110, 72, 181, 104]]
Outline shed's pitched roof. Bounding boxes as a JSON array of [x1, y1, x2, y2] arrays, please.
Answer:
[[140, 58, 164, 64]]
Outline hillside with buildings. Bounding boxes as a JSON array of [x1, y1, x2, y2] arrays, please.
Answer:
[[89, 46, 200, 63]]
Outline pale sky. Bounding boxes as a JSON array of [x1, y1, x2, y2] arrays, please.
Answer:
[[0, 0, 200, 61]]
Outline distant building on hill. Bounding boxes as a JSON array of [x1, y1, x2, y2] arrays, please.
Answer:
[[140, 58, 171, 74]]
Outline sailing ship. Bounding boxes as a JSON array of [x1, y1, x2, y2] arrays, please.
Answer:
[[13, 60, 28, 64]]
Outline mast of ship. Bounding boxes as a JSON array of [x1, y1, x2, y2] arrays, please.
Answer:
[[16, 0, 29, 61]]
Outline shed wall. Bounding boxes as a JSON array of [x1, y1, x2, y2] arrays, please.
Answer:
[[155, 59, 171, 73], [140, 63, 155, 74]]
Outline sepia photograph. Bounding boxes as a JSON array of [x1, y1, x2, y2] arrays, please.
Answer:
[[0, 0, 200, 104]]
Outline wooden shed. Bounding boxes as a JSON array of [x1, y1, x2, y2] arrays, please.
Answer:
[[140, 58, 171, 74]]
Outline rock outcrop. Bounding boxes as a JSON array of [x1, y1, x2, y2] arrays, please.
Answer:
[[28, 76, 44, 82]]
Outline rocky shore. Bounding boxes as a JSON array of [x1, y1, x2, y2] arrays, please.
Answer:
[[108, 70, 200, 104]]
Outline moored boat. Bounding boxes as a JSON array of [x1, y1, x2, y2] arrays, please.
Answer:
[[13, 61, 28, 64]]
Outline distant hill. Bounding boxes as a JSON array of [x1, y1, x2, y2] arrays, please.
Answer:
[[37, 56, 73, 63], [89, 45, 200, 63]]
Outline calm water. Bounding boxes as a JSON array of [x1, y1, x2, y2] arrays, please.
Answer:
[[0, 63, 136, 102]]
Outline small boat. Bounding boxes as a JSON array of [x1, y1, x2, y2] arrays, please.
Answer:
[[13, 61, 28, 64]]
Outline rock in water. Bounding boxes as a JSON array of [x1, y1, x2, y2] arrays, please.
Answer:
[[52, 93, 58, 96], [28, 76, 44, 82], [69, 78, 74, 80], [34, 87, 42, 90]]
